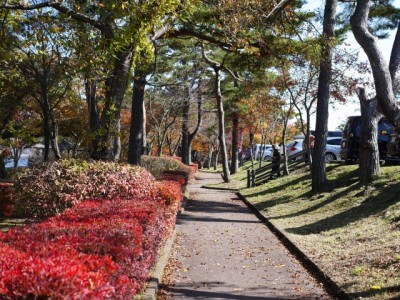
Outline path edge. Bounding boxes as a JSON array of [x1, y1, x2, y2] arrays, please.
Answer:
[[236, 191, 350, 300], [136, 226, 178, 300]]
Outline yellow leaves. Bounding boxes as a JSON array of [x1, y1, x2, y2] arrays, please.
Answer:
[[121, 1, 128, 10], [98, 2, 105, 8]]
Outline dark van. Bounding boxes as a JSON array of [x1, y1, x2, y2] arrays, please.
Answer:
[[340, 116, 394, 162]]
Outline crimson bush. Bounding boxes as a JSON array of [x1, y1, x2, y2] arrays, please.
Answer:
[[0, 185, 183, 299], [0, 159, 187, 299]]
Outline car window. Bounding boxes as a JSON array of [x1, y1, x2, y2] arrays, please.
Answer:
[[379, 120, 394, 135], [328, 131, 343, 137], [327, 138, 341, 145], [354, 118, 361, 137]]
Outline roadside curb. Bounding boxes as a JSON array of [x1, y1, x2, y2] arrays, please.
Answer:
[[201, 185, 238, 192], [236, 191, 350, 300], [138, 228, 177, 300]]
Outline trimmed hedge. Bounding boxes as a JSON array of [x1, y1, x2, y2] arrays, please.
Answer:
[[141, 155, 192, 180], [12, 159, 158, 218], [0, 160, 185, 299]]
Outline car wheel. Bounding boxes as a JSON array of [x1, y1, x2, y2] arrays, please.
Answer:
[[263, 155, 271, 161], [325, 152, 336, 163]]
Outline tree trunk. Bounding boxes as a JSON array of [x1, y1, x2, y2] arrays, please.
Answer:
[[128, 70, 146, 166], [312, 0, 337, 191], [92, 47, 133, 161], [142, 99, 147, 155], [230, 110, 239, 174], [358, 89, 381, 186], [85, 78, 100, 137], [350, 0, 400, 127], [42, 99, 51, 162], [181, 89, 190, 165], [215, 67, 230, 182], [214, 147, 220, 171], [281, 127, 289, 176], [188, 96, 203, 163], [50, 111, 61, 160], [249, 132, 255, 168], [207, 146, 213, 169], [113, 118, 121, 161], [389, 23, 400, 91]]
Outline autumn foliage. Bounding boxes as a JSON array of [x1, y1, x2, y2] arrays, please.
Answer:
[[12, 159, 159, 218], [0, 159, 186, 299]]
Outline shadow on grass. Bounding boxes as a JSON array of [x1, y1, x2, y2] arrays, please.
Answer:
[[270, 184, 357, 220], [287, 181, 400, 235], [245, 173, 311, 199], [270, 168, 361, 220], [346, 284, 400, 299]]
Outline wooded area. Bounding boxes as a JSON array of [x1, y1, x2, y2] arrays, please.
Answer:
[[0, 0, 399, 188]]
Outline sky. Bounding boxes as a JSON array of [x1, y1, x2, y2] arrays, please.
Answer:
[[304, 0, 399, 131]]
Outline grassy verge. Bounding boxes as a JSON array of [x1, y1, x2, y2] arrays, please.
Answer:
[[209, 162, 400, 299]]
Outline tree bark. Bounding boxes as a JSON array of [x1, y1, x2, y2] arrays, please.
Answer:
[[350, 1, 400, 185], [92, 47, 133, 161], [215, 67, 231, 182], [181, 87, 190, 165], [350, 0, 400, 127], [311, 0, 337, 191], [358, 88, 381, 186], [188, 96, 203, 163], [50, 111, 61, 160], [85, 78, 100, 139], [230, 110, 239, 174], [128, 70, 146, 166], [42, 95, 51, 162], [389, 22, 400, 92]]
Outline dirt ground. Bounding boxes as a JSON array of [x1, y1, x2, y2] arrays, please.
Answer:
[[158, 172, 335, 300]]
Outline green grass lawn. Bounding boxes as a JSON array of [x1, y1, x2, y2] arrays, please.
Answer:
[[209, 161, 400, 299]]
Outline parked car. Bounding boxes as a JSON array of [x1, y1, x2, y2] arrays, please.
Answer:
[[254, 144, 273, 161], [325, 137, 342, 162], [340, 116, 394, 163], [240, 144, 273, 161], [282, 139, 304, 158]]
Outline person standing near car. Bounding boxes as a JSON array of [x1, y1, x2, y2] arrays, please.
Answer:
[[303, 134, 315, 162], [270, 144, 281, 179]]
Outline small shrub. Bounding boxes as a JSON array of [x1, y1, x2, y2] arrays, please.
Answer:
[[12, 159, 158, 218], [141, 155, 192, 180]]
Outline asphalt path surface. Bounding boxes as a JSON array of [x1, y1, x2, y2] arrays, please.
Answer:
[[158, 172, 334, 300]]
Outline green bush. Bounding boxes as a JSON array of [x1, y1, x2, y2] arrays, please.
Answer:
[[12, 159, 158, 218], [141, 155, 191, 180]]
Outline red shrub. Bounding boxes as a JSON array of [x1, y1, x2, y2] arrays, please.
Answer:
[[0, 159, 186, 299], [0, 244, 118, 299]]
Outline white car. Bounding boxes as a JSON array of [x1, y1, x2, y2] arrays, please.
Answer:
[[281, 139, 304, 159], [325, 137, 342, 162], [253, 144, 273, 161]]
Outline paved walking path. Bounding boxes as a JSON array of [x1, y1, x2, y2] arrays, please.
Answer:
[[158, 172, 334, 300]]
